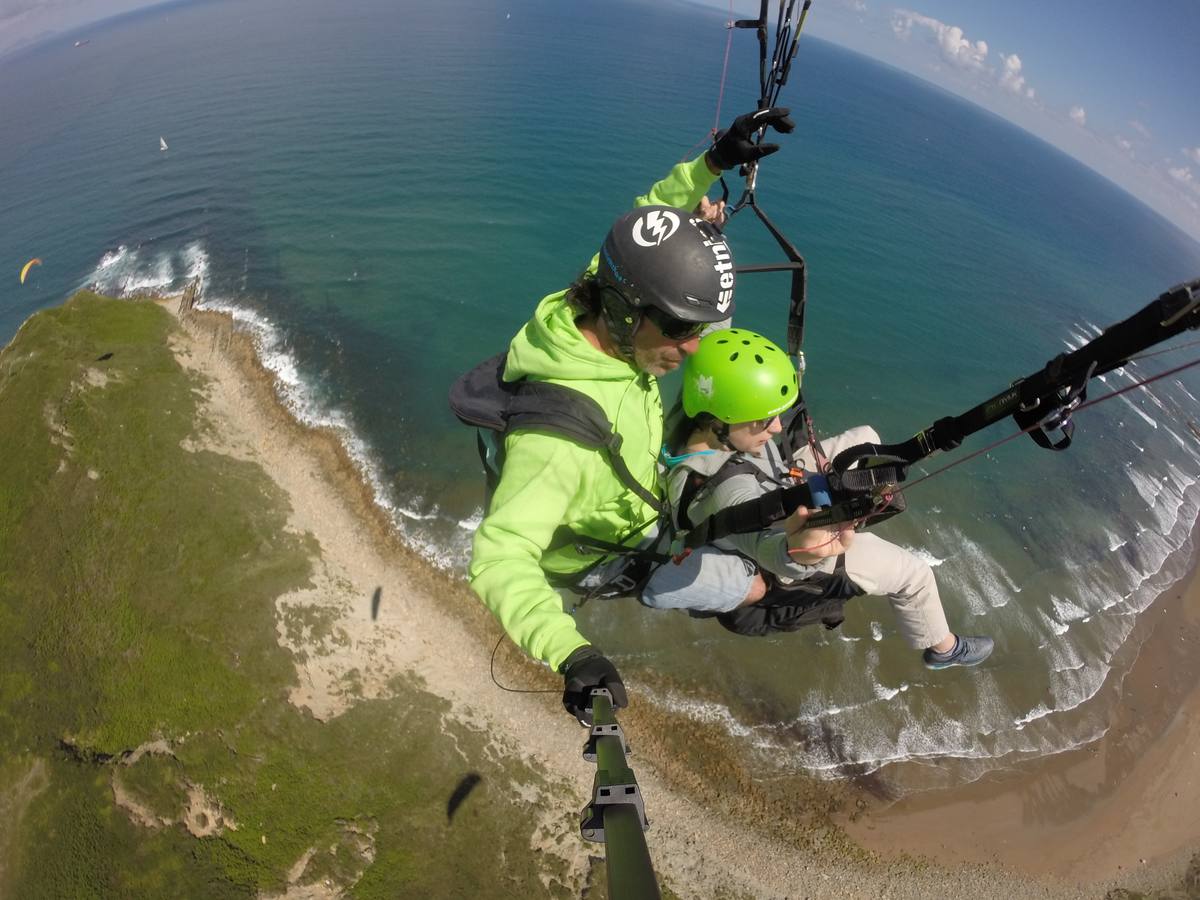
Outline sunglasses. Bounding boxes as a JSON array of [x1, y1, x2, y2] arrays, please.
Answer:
[[642, 306, 708, 341], [743, 415, 781, 432]]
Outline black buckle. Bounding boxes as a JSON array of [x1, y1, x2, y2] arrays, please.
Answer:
[[1014, 361, 1094, 451]]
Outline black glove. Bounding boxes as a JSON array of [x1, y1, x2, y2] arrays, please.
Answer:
[[560, 646, 628, 726], [707, 106, 796, 171]]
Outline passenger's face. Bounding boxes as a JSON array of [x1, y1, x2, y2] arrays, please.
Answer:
[[727, 414, 783, 455], [631, 315, 703, 377]]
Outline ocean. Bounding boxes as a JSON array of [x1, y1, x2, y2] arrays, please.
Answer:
[[4, 0, 1200, 794]]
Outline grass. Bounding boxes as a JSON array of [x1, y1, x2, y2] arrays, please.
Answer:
[[0, 293, 595, 897]]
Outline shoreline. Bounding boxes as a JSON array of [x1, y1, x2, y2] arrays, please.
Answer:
[[167, 295, 1199, 896], [841, 524, 1200, 887]]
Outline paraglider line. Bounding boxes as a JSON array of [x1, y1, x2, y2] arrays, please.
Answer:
[[712, 0, 736, 136], [898, 354, 1200, 499], [1123, 337, 1200, 364], [677, 0, 737, 163]]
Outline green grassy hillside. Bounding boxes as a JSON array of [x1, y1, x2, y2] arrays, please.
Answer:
[[0, 293, 586, 898]]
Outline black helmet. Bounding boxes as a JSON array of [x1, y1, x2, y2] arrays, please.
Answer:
[[595, 205, 736, 359]]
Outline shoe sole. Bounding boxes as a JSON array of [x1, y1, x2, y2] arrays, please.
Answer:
[[924, 655, 991, 670]]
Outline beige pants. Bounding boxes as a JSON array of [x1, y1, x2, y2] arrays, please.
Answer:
[[795, 426, 952, 650]]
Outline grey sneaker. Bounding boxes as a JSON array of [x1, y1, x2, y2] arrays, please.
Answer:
[[923, 635, 994, 670]]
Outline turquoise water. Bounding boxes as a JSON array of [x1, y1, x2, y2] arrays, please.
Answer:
[[4, 0, 1200, 792]]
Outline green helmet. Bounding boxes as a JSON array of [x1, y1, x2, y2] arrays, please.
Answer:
[[682, 328, 799, 423]]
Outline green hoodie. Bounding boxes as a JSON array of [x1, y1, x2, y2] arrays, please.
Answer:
[[468, 153, 719, 671]]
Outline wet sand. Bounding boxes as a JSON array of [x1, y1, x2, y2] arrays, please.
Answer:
[[166, 297, 1199, 898], [841, 536, 1200, 891]]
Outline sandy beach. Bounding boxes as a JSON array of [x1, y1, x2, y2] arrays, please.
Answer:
[[167, 297, 1200, 898], [841, 537, 1200, 891]]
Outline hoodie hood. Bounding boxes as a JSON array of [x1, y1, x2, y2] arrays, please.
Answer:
[[504, 291, 636, 385]]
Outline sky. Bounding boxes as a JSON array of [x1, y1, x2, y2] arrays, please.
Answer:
[[692, 0, 1200, 244], [2, 0, 1198, 243], [0, 0, 176, 56]]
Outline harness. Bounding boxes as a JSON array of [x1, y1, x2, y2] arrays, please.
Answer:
[[449, 351, 855, 612], [670, 450, 862, 634], [448, 344, 895, 615]]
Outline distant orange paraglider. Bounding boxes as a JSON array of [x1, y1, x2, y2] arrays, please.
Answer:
[[20, 258, 42, 284]]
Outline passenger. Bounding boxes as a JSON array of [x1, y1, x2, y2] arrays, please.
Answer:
[[642, 328, 994, 669], [468, 109, 798, 723]]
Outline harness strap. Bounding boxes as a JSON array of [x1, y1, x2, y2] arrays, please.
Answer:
[[664, 444, 824, 553], [547, 525, 672, 565], [682, 472, 814, 551], [704, 552, 863, 636], [505, 383, 663, 516], [674, 455, 769, 529], [451, 352, 665, 519], [602, 433, 664, 515]]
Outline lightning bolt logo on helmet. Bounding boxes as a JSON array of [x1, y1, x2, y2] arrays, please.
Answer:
[[631, 209, 681, 247]]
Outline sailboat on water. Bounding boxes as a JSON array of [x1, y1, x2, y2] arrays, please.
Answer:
[[160, 137, 168, 152]]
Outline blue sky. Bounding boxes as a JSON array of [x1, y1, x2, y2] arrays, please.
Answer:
[[692, 0, 1200, 244], [3, 0, 1198, 242]]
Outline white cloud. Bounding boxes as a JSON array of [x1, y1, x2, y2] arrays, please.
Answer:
[[1165, 164, 1200, 202], [998, 53, 1034, 99], [1164, 166, 1200, 210], [892, 10, 988, 72], [1115, 136, 1134, 156], [1167, 166, 1199, 194], [891, 11, 1040, 101], [1129, 120, 1153, 141], [1185, 146, 1200, 165], [1069, 105, 1086, 126]]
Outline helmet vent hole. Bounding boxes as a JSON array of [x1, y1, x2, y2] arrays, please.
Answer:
[[754, 354, 764, 364], [729, 352, 739, 361], [742, 340, 750, 345], [781, 385, 790, 396], [717, 339, 728, 344]]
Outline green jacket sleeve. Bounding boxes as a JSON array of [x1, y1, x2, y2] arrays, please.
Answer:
[[633, 152, 719, 211], [583, 152, 720, 276], [469, 431, 593, 671]]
